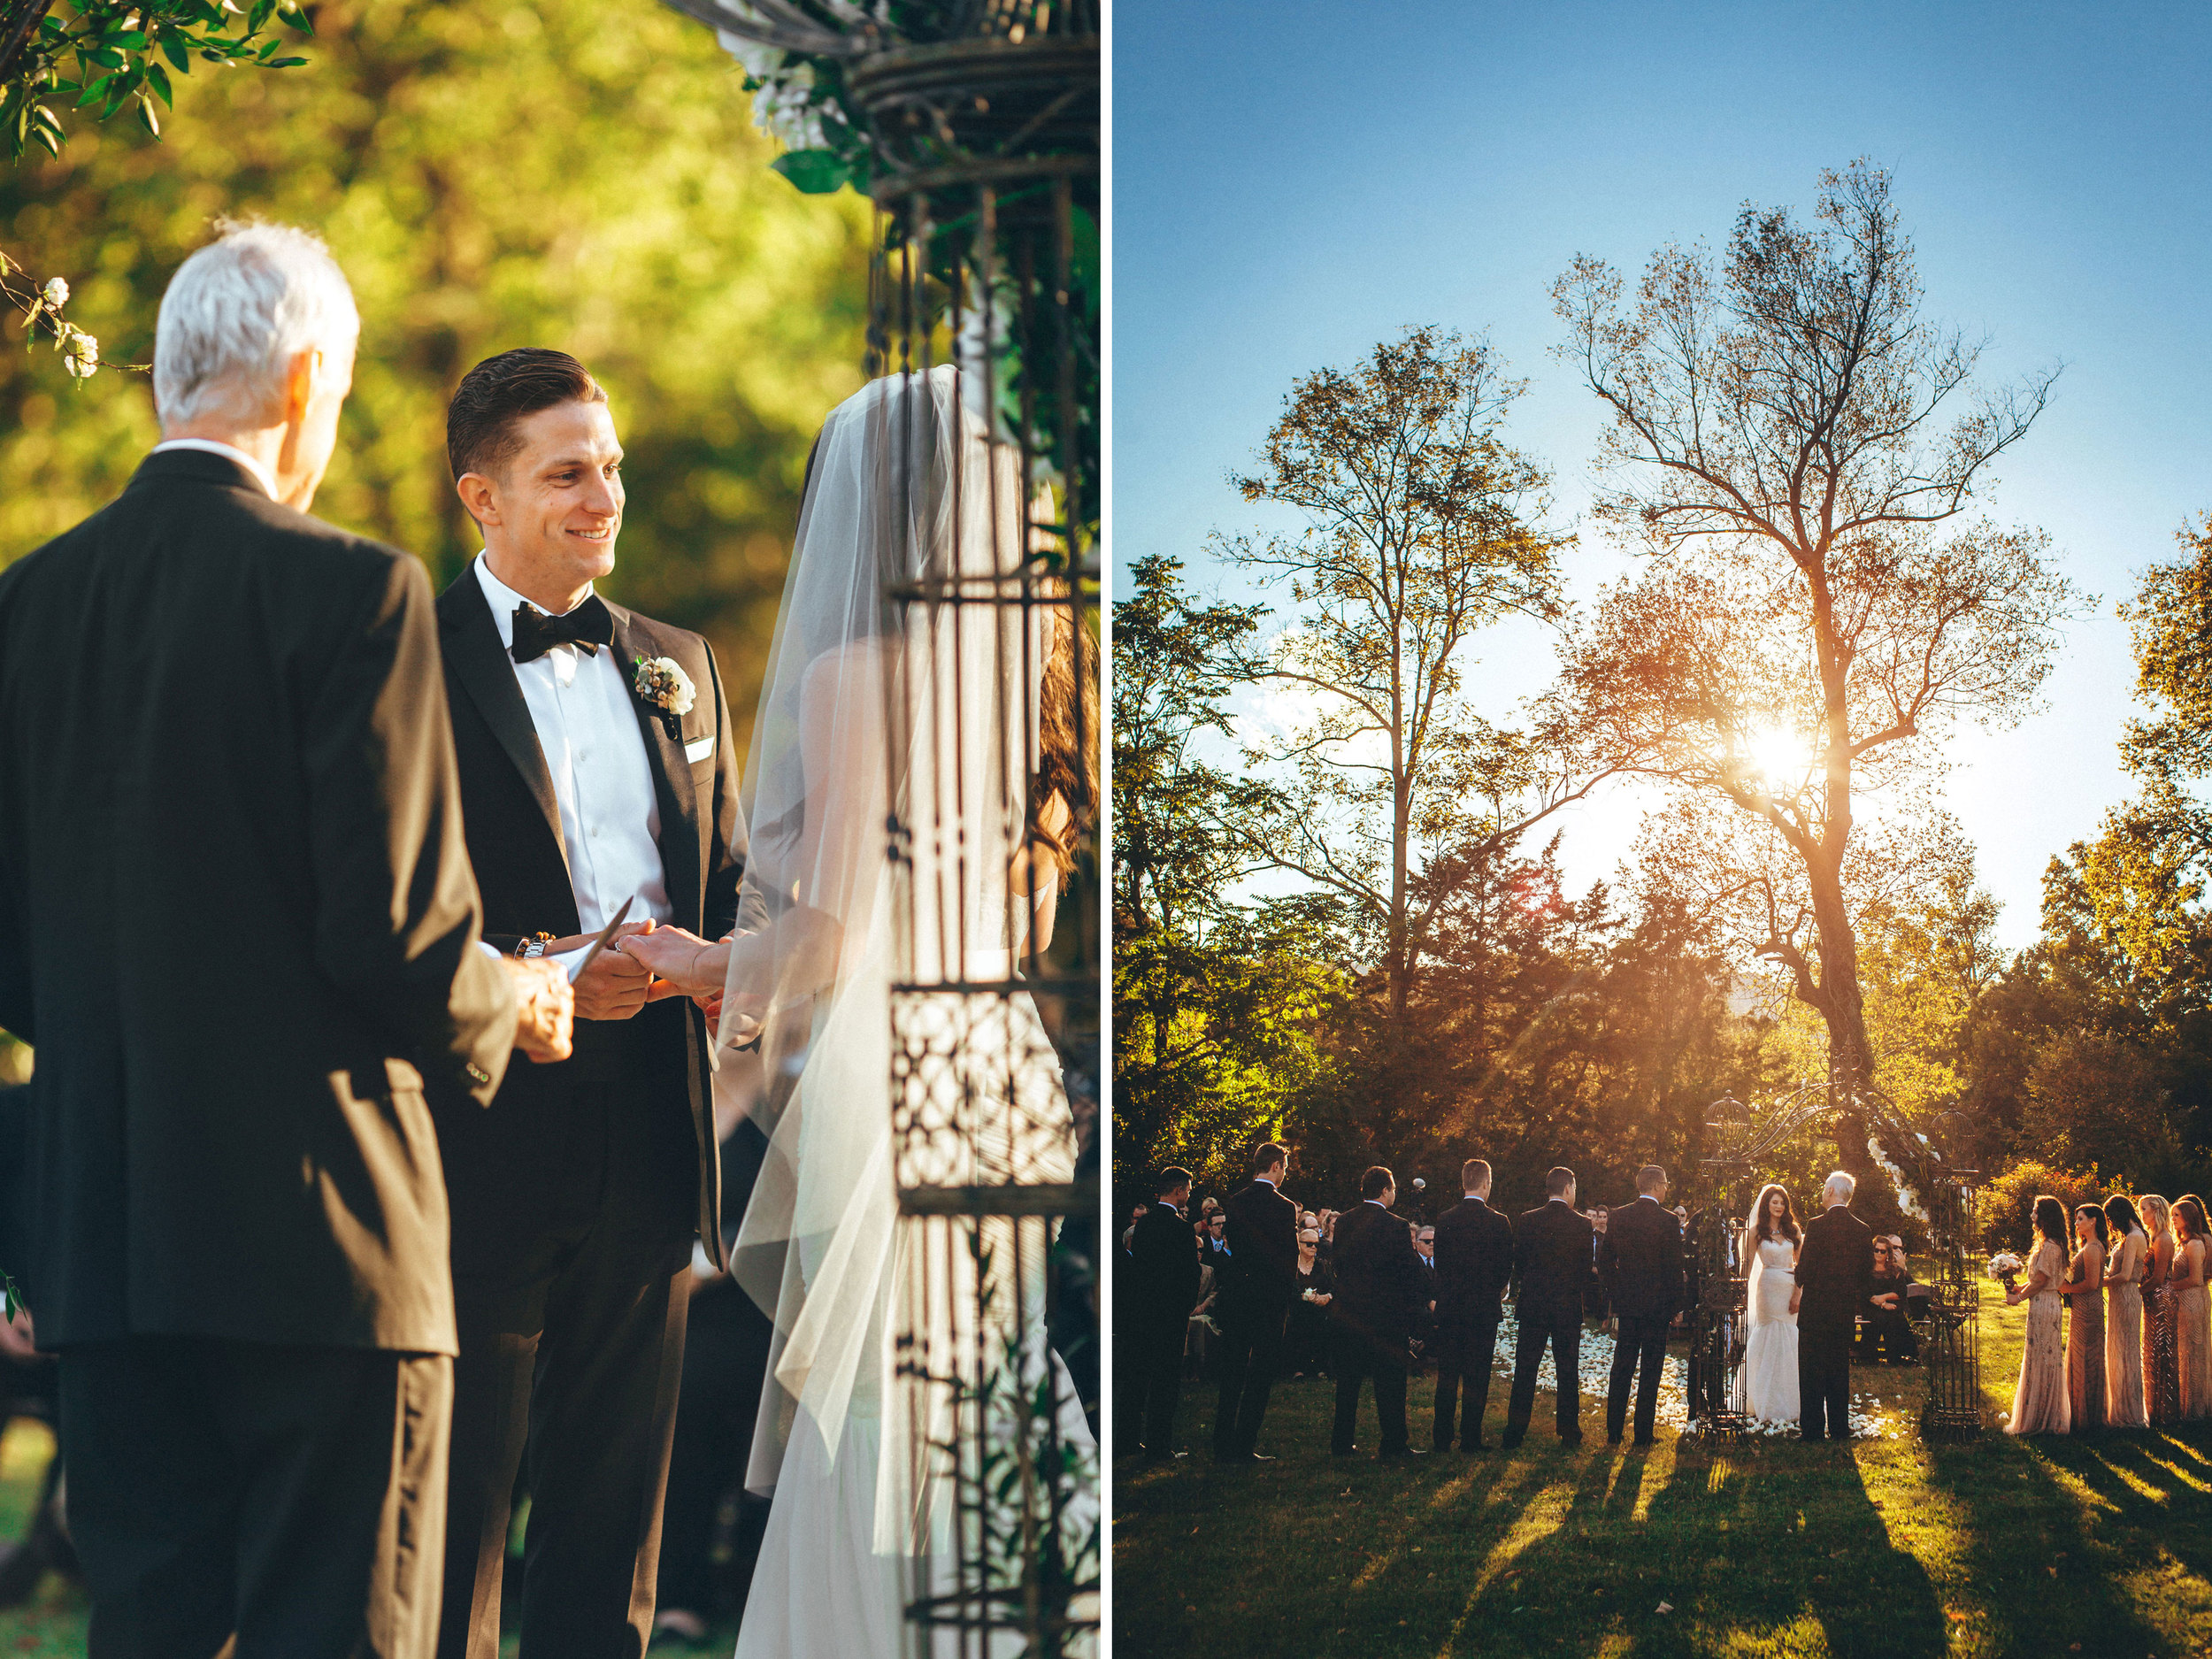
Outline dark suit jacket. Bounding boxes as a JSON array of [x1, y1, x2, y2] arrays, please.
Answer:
[[1432, 1196, 1514, 1332], [1795, 1204, 1875, 1348], [1330, 1202, 1427, 1348], [1601, 1194, 1686, 1320], [1513, 1199, 1597, 1318], [1127, 1202, 1202, 1331], [0, 450, 515, 1353], [434, 570, 764, 1270], [1218, 1179, 1299, 1322]]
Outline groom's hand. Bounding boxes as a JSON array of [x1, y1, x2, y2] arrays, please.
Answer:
[[546, 921, 657, 1020]]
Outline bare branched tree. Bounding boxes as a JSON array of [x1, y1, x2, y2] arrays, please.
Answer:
[[1220, 326, 1614, 1033], [1551, 160, 2079, 1170]]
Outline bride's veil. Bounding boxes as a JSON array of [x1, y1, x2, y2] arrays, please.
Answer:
[[1744, 1188, 1775, 1331], [713, 363, 1047, 1555]]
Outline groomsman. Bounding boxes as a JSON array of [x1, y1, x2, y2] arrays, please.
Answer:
[[1503, 1167, 1597, 1448], [1119, 1168, 1201, 1461], [1329, 1167, 1430, 1458], [1793, 1171, 1875, 1440], [1214, 1143, 1299, 1463], [1601, 1165, 1686, 1445], [1431, 1158, 1514, 1450], [430, 349, 766, 1657]]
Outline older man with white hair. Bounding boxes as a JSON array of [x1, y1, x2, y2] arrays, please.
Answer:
[[0, 220, 572, 1656], [1788, 1170, 1877, 1440]]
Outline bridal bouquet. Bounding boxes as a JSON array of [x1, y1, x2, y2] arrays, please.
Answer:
[[1988, 1251, 2024, 1290]]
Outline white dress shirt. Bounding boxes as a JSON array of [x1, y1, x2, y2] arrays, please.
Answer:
[[150, 438, 278, 499], [473, 556, 672, 974]]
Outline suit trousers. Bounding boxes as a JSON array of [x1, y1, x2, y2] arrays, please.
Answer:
[[1799, 1330, 1853, 1440], [435, 1041, 701, 1659], [1607, 1312, 1670, 1441], [1331, 1332, 1409, 1455], [1212, 1302, 1286, 1456], [60, 1336, 451, 1659], [1432, 1320, 1502, 1448], [1116, 1313, 1186, 1456], [1503, 1302, 1583, 1443]]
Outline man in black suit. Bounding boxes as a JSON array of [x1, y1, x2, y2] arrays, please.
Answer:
[[1503, 1166, 1597, 1448], [1601, 1165, 1686, 1446], [0, 225, 572, 1656], [1118, 1168, 1201, 1461], [1431, 1157, 1514, 1451], [1328, 1166, 1430, 1458], [1214, 1143, 1299, 1463], [1793, 1171, 1876, 1440], [430, 349, 769, 1658]]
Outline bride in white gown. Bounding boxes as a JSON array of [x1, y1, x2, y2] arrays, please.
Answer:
[[1740, 1183, 1802, 1424], [620, 364, 1096, 1656]]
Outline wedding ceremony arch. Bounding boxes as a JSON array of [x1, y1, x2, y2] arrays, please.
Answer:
[[659, 4, 1101, 1650]]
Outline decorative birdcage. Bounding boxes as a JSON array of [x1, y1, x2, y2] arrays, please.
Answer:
[[664, 4, 1099, 1651], [1683, 1078, 1983, 1445]]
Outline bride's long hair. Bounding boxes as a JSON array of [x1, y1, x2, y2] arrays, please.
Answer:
[[1747, 1182, 1801, 1247]]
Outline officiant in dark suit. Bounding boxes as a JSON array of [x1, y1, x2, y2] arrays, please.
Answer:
[[1430, 1158, 1514, 1450], [1600, 1165, 1686, 1445], [1328, 1166, 1430, 1458], [1213, 1143, 1299, 1463], [431, 349, 766, 1658], [1792, 1171, 1876, 1440], [0, 226, 573, 1657], [1503, 1167, 1597, 1448]]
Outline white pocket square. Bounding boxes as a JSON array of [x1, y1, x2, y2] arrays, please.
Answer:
[[684, 734, 715, 764]]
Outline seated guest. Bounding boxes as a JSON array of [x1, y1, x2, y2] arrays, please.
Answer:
[[0, 1079, 76, 1609], [1859, 1237, 1919, 1364], [1286, 1227, 1335, 1379]]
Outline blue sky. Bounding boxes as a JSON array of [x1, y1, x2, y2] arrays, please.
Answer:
[[1112, 0, 2212, 949]]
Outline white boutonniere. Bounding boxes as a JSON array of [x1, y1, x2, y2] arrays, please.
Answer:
[[632, 655, 695, 738]]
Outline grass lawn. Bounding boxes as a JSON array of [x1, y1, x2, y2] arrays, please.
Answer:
[[1111, 1286, 2212, 1658]]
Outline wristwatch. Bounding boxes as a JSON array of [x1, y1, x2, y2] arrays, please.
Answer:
[[514, 932, 554, 960]]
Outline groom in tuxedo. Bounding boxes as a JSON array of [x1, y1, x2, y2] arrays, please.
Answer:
[[0, 224, 572, 1656], [1792, 1170, 1875, 1440], [431, 349, 768, 1658]]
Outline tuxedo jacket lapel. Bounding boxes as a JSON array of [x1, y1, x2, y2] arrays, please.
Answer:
[[438, 575, 568, 876], [606, 601, 706, 933]]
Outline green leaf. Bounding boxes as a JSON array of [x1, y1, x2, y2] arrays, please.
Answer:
[[162, 35, 190, 71], [769, 149, 850, 195], [147, 62, 173, 105], [263, 55, 305, 67], [248, 0, 276, 31], [136, 95, 159, 136]]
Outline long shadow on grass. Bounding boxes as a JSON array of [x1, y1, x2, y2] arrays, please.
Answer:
[[1923, 1428, 2184, 1656], [1437, 1438, 1949, 1656]]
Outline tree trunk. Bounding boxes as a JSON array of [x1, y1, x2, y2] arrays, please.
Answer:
[[1805, 849, 1878, 1182]]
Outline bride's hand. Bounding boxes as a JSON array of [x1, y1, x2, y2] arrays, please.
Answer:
[[616, 926, 726, 995]]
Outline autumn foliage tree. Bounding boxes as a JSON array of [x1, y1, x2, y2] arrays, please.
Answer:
[[1220, 326, 1614, 1040], [1550, 160, 2078, 1180]]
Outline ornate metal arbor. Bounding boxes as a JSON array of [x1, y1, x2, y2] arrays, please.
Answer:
[[667, 4, 1100, 1653], [1682, 1078, 1982, 1443]]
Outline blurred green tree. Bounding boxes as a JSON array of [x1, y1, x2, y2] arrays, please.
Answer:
[[0, 0, 872, 751]]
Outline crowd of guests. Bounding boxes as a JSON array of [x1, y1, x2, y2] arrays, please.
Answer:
[[2005, 1192, 2212, 1436], [1116, 1143, 1697, 1462]]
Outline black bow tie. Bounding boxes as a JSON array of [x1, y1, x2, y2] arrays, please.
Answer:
[[510, 597, 612, 664]]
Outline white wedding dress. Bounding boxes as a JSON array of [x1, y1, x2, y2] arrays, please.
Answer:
[[1741, 1235, 1801, 1423], [719, 366, 1095, 1659]]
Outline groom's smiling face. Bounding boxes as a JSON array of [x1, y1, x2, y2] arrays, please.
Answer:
[[466, 397, 626, 608]]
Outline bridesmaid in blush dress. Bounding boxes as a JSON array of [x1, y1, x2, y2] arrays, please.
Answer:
[[2174, 1195, 2212, 1420], [2103, 1194, 2148, 1429], [2005, 1196, 2071, 1437], [2141, 1195, 2182, 1426], [2058, 1205, 2106, 1436]]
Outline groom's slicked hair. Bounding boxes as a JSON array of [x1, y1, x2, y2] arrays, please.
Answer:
[[447, 347, 606, 483]]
